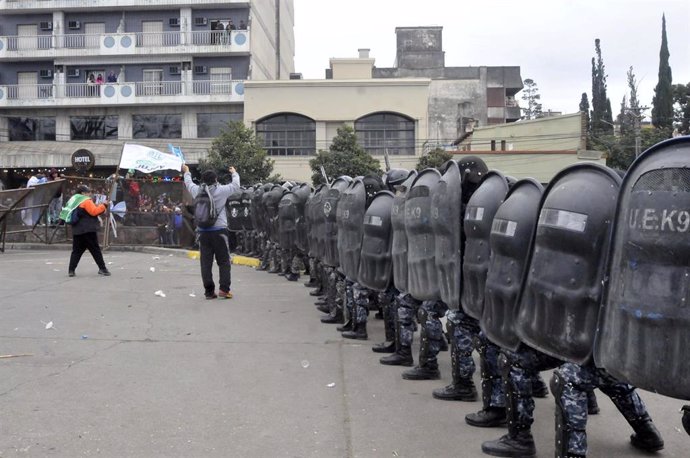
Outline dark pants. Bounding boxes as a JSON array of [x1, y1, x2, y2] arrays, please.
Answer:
[[69, 232, 106, 272], [199, 229, 231, 296]]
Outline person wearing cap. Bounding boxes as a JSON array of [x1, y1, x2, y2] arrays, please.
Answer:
[[66, 184, 111, 277]]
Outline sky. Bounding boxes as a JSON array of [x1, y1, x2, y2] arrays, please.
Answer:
[[293, 0, 690, 117]]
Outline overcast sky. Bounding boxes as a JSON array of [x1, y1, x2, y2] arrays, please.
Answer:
[[294, 0, 689, 117]]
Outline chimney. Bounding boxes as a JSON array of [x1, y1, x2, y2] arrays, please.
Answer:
[[358, 48, 370, 59]]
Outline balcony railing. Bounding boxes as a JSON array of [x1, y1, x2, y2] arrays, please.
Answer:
[[1, 0, 249, 10], [0, 80, 245, 105], [0, 30, 249, 57]]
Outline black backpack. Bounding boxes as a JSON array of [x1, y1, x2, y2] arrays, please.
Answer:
[[193, 184, 219, 229]]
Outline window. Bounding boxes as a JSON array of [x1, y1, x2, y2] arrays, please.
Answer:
[[132, 114, 181, 139], [9, 117, 56, 141], [70, 115, 118, 140], [197, 113, 243, 138], [501, 140, 506, 151], [491, 140, 496, 151], [255, 113, 315, 156], [355, 112, 415, 155]]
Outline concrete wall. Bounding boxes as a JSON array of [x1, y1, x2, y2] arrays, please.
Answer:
[[460, 112, 585, 152], [449, 151, 604, 183], [249, 0, 281, 80]]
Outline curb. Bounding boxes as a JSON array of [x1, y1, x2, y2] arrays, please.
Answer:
[[185, 250, 261, 267]]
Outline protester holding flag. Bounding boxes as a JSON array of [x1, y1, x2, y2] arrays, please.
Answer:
[[182, 164, 240, 299], [65, 184, 111, 277]]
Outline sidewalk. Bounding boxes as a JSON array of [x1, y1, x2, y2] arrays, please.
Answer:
[[0, 249, 686, 457]]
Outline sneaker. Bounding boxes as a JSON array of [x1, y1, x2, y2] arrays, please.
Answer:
[[98, 269, 111, 276], [218, 290, 233, 299], [68, 271, 75, 277], [205, 292, 218, 300]]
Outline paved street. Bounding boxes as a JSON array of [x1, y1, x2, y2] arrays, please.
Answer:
[[0, 249, 687, 457]]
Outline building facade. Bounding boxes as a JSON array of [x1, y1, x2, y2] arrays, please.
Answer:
[[454, 112, 605, 182], [0, 0, 294, 185], [244, 50, 430, 181], [373, 27, 523, 151]]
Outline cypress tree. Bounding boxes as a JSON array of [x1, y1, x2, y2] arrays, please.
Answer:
[[652, 14, 674, 130], [591, 39, 614, 136], [579, 93, 591, 149]]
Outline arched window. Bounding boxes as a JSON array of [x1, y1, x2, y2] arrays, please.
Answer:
[[355, 112, 415, 155], [255, 113, 315, 156]]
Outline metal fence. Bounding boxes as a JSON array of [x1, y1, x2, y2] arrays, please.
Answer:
[[0, 180, 66, 252]]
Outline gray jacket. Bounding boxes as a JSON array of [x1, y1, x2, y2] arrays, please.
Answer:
[[184, 172, 241, 230]]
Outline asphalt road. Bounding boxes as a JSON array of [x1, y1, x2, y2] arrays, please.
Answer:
[[0, 249, 686, 457]]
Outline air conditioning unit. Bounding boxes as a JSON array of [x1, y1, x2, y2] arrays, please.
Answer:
[[39, 69, 53, 78], [68, 20, 81, 30], [39, 21, 53, 31], [67, 69, 80, 78], [194, 17, 207, 26], [169, 66, 181, 75], [169, 18, 180, 27], [194, 65, 207, 75]]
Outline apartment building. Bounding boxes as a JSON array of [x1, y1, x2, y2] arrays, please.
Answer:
[[0, 0, 294, 185]]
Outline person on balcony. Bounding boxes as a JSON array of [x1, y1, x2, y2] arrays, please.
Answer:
[[107, 71, 118, 83]]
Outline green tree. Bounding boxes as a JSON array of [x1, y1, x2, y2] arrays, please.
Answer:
[[309, 125, 381, 185], [520, 78, 543, 120], [607, 67, 644, 170], [199, 121, 277, 185], [672, 82, 690, 134], [590, 38, 614, 137], [652, 14, 674, 130], [416, 148, 453, 170], [579, 92, 592, 149]]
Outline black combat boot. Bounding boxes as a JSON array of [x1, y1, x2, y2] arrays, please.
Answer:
[[629, 415, 664, 452], [587, 389, 600, 415], [309, 288, 325, 297], [401, 358, 440, 380], [286, 273, 299, 282], [433, 379, 477, 401], [336, 318, 352, 332], [304, 278, 319, 288], [380, 345, 413, 366], [342, 322, 367, 340], [682, 405, 690, 436], [371, 341, 395, 353], [316, 305, 331, 315], [531, 374, 549, 398], [481, 430, 536, 457], [465, 407, 508, 428], [320, 306, 343, 324]]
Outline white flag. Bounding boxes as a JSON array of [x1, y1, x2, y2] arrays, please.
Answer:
[[119, 143, 183, 174]]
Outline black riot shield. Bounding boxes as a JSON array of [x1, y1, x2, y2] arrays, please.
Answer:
[[431, 161, 463, 308], [480, 179, 544, 350], [241, 187, 254, 230], [308, 185, 326, 259], [595, 137, 690, 400], [226, 189, 244, 231], [322, 176, 352, 267], [251, 185, 265, 234], [516, 163, 622, 365], [462, 171, 511, 319], [278, 192, 299, 251], [264, 185, 285, 242], [337, 178, 367, 280], [392, 171, 417, 293], [358, 191, 395, 291], [405, 168, 442, 301], [290, 183, 311, 253]]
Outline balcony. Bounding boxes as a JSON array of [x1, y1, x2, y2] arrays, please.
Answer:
[[0, 80, 245, 107], [0, 30, 250, 60], [1, 1, 250, 12]]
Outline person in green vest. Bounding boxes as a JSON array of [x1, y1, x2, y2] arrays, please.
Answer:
[[61, 184, 111, 277]]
